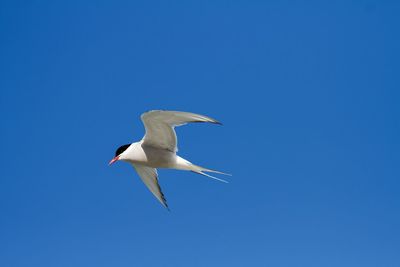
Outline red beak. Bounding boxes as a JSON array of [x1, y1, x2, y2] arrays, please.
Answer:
[[109, 156, 119, 165]]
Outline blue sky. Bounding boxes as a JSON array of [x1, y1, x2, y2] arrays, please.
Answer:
[[1, 1, 399, 266]]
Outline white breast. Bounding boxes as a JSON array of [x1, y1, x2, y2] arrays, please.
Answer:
[[120, 142, 177, 168]]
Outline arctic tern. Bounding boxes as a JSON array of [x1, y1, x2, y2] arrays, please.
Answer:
[[109, 110, 229, 209]]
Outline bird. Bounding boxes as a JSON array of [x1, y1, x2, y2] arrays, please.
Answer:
[[109, 110, 230, 209]]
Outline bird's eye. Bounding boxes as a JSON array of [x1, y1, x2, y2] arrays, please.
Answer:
[[115, 144, 130, 157]]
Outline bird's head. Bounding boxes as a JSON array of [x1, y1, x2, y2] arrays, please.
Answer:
[[109, 144, 130, 165]]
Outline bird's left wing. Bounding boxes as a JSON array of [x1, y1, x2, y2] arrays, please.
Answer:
[[132, 164, 168, 209], [141, 110, 221, 152]]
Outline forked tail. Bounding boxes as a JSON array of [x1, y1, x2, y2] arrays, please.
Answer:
[[175, 156, 231, 183], [190, 164, 231, 183]]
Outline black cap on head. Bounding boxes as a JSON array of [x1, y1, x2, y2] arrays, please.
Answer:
[[115, 144, 131, 157]]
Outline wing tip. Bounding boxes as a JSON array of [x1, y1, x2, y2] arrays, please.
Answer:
[[158, 184, 170, 210], [204, 115, 223, 125], [161, 201, 170, 211], [161, 198, 170, 211], [142, 110, 223, 125], [189, 119, 223, 125]]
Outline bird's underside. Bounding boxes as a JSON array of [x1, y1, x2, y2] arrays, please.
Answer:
[[112, 110, 230, 209]]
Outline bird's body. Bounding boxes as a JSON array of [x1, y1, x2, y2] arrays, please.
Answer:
[[109, 110, 229, 209], [119, 141, 190, 170]]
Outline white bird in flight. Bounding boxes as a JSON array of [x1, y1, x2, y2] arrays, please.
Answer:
[[109, 110, 230, 209]]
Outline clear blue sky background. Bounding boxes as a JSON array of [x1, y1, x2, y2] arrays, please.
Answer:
[[1, 1, 399, 266]]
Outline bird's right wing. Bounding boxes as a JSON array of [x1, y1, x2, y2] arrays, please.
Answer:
[[140, 110, 221, 152], [132, 164, 168, 209]]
